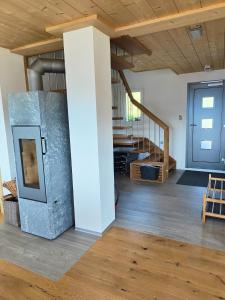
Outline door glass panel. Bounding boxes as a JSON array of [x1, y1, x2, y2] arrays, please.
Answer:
[[201, 140, 212, 150], [202, 118, 213, 129], [19, 139, 40, 189], [202, 97, 214, 108]]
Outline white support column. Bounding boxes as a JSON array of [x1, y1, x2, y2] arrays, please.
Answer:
[[64, 26, 115, 234], [0, 88, 11, 182], [0, 48, 26, 184]]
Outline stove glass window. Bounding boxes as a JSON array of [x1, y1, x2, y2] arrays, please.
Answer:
[[19, 139, 40, 189]]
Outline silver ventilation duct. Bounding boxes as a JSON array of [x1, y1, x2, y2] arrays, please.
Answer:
[[28, 58, 65, 91]]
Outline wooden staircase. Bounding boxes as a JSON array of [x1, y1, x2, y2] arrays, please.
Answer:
[[110, 37, 175, 183], [111, 72, 176, 183]]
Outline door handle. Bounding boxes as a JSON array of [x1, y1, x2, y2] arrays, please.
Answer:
[[41, 138, 47, 155], [190, 124, 197, 127]]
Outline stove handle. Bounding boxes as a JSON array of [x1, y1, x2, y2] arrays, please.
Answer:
[[41, 138, 47, 155]]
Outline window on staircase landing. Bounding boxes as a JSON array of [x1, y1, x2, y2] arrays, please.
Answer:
[[126, 91, 142, 122]]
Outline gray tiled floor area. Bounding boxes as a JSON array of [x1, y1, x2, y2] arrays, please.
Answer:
[[0, 223, 97, 280]]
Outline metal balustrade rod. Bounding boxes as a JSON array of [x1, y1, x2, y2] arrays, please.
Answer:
[[131, 97, 134, 146], [137, 113, 140, 150], [119, 84, 121, 123], [149, 119, 151, 155], [121, 82, 123, 128], [142, 112, 145, 151], [158, 125, 160, 160], [154, 122, 156, 161]]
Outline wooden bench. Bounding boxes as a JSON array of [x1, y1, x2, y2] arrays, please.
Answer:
[[130, 160, 166, 184]]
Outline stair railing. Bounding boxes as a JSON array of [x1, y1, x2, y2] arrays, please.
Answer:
[[118, 70, 170, 177]]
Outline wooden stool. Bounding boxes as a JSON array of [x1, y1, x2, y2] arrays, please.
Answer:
[[202, 174, 225, 223]]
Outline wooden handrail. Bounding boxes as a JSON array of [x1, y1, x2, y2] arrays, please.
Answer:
[[118, 70, 169, 130], [118, 70, 170, 176]]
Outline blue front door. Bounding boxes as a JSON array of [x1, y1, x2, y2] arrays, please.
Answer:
[[187, 82, 225, 170]]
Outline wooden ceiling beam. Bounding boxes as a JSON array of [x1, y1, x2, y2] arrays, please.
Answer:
[[115, 2, 225, 37], [46, 14, 115, 37], [45, 3, 225, 39], [10, 3, 225, 60], [11, 38, 63, 56]]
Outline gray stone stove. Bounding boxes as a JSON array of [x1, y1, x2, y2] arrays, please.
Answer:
[[9, 91, 74, 239]]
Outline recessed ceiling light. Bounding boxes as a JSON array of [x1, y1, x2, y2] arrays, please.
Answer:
[[189, 25, 203, 39]]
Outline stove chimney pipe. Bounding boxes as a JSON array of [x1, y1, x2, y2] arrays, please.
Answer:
[[28, 58, 65, 91]]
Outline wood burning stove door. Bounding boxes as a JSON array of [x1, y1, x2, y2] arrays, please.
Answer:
[[12, 126, 47, 203]]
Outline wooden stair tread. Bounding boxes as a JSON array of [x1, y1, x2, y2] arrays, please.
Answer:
[[113, 134, 133, 139], [113, 139, 139, 146], [50, 89, 66, 93], [111, 53, 134, 70], [132, 146, 155, 153], [113, 126, 132, 130], [132, 159, 164, 166], [112, 116, 123, 120], [111, 36, 152, 56], [111, 77, 120, 84], [149, 152, 163, 162]]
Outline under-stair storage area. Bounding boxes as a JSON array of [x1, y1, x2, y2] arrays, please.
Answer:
[[114, 147, 139, 175]]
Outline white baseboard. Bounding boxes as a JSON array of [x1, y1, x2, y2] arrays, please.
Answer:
[[75, 220, 115, 237]]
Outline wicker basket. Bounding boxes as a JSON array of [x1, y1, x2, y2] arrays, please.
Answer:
[[3, 195, 20, 227], [3, 180, 17, 198]]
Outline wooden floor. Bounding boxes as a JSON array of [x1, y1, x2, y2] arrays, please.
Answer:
[[115, 171, 225, 252], [1, 226, 225, 299], [0, 213, 4, 224], [1, 170, 225, 280]]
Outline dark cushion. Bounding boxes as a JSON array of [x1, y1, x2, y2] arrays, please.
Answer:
[[140, 165, 160, 180], [127, 153, 139, 163]]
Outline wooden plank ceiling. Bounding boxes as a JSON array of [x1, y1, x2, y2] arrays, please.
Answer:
[[1, 0, 225, 74]]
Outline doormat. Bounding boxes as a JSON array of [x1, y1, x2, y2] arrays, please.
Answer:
[[176, 170, 225, 187]]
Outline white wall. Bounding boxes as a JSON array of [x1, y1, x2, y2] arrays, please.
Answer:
[[64, 27, 115, 234], [0, 48, 26, 183], [125, 68, 225, 169]]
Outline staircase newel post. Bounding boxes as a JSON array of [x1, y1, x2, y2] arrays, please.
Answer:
[[164, 127, 169, 178]]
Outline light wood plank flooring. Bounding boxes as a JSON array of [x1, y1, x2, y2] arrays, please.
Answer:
[[0, 213, 4, 224], [1, 227, 225, 300], [115, 171, 225, 252]]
